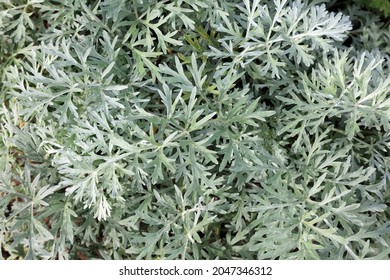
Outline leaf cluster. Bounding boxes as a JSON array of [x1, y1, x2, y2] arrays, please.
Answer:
[[0, 0, 389, 259]]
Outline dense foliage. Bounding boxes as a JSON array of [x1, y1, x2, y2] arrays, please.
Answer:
[[0, 0, 389, 260], [354, 0, 390, 17]]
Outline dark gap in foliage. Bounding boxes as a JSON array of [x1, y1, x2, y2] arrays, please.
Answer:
[[197, 231, 205, 239], [218, 223, 229, 240], [139, 220, 149, 232], [5, 200, 12, 218], [342, 249, 350, 259], [289, 247, 299, 253], [342, 35, 354, 47], [1, 245, 10, 259], [312, 239, 322, 246]]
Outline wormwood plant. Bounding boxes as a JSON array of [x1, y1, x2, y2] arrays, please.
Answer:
[[354, 0, 390, 17], [0, 0, 389, 260]]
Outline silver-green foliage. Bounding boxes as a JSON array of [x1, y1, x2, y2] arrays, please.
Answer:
[[0, 0, 389, 259]]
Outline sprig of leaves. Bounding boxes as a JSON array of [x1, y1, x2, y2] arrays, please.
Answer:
[[0, 0, 389, 260]]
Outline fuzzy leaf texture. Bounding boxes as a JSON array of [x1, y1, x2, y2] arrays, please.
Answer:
[[0, 0, 389, 260]]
